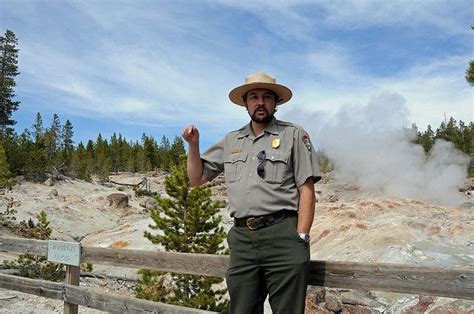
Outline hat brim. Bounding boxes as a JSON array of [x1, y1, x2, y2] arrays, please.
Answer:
[[229, 82, 292, 106]]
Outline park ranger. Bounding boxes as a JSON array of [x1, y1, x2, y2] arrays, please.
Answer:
[[182, 72, 321, 313]]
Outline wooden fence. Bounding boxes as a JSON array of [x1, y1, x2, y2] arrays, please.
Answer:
[[0, 236, 473, 313]]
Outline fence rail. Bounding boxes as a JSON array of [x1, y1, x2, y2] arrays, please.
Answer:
[[0, 236, 473, 312], [0, 272, 212, 313]]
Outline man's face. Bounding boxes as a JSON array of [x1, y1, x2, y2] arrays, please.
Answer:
[[244, 88, 277, 124]]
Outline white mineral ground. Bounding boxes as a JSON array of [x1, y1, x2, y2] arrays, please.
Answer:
[[0, 172, 473, 313]]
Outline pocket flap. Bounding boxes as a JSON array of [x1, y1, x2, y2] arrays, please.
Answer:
[[265, 151, 289, 163], [225, 152, 248, 164]]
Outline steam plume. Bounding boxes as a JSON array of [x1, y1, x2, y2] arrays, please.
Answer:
[[284, 92, 470, 206]]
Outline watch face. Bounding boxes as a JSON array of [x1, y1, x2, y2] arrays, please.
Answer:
[[303, 234, 310, 242], [299, 233, 310, 243]]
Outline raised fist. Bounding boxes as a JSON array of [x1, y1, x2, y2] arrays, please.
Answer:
[[182, 125, 200, 144]]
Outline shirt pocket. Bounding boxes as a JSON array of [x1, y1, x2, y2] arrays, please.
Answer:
[[224, 153, 248, 183], [264, 151, 290, 184]]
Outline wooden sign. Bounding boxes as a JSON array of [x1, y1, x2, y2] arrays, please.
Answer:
[[47, 240, 81, 266]]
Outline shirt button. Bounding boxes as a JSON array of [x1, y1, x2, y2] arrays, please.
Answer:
[[249, 174, 252, 177], [252, 157, 255, 160]]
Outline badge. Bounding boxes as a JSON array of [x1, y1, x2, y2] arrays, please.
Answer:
[[272, 138, 280, 149], [302, 133, 311, 151], [231, 148, 241, 154]]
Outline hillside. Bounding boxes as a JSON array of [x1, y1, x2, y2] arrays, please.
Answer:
[[0, 173, 473, 313]]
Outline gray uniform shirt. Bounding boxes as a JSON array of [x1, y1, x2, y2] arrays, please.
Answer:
[[201, 118, 321, 218]]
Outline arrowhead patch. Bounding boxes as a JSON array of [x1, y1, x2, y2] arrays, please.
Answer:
[[302, 133, 311, 151]]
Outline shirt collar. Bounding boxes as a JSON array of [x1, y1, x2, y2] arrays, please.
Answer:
[[264, 117, 279, 135], [237, 117, 279, 139]]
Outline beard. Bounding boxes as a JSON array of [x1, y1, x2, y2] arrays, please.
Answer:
[[249, 106, 274, 124]]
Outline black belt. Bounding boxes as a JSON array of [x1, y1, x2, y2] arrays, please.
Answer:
[[234, 210, 297, 230]]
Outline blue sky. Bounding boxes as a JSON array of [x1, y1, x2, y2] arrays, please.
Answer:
[[1, 0, 472, 149]]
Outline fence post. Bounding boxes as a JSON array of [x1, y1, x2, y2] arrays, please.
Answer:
[[64, 265, 80, 314]]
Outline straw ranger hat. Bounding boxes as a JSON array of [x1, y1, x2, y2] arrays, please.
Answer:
[[229, 72, 292, 106]]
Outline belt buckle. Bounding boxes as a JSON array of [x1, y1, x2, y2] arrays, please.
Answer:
[[246, 217, 259, 230]]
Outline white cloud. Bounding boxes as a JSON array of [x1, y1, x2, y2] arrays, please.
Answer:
[[215, 0, 472, 40], [215, 0, 314, 40], [17, 30, 246, 132], [4, 0, 472, 146], [306, 44, 364, 82], [314, 0, 472, 34], [288, 53, 472, 129]]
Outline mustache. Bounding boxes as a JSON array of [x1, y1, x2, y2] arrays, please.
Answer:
[[254, 106, 268, 113]]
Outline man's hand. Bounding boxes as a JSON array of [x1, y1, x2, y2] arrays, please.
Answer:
[[182, 125, 199, 145], [182, 124, 207, 186]]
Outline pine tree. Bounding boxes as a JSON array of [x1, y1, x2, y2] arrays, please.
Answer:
[[25, 135, 48, 181], [418, 125, 435, 152], [142, 133, 157, 171], [0, 141, 15, 189], [4, 210, 65, 281], [96, 149, 112, 182], [32, 112, 43, 142], [466, 60, 474, 86], [85, 139, 94, 160], [169, 136, 186, 167], [0, 29, 20, 135], [110, 133, 119, 172], [158, 135, 171, 171], [138, 161, 228, 312], [117, 134, 130, 172], [44, 114, 61, 165], [9, 130, 31, 175], [61, 119, 74, 167], [51, 113, 61, 149], [70, 142, 91, 181], [93, 134, 111, 180]]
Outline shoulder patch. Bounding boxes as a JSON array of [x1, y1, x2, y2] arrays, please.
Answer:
[[302, 133, 312, 151]]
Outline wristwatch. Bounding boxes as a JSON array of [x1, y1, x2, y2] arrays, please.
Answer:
[[298, 233, 310, 243]]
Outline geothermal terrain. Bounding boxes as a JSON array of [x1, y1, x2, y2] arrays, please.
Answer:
[[0, 173, 473, 313]]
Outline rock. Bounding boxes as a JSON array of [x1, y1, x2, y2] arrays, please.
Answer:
[[139, 197, 157, 210], [429, 299, 474, 313], [459, 202, 473, 210], [106, 193, 129, 208], [340, 290, 382, 308], [310, 305, 332, 314], [49, 189, 58, 197], [403, 295, 436, 313], [15, 175, 25, 183], [312, 286, 326, 304], [341, 304, 374, 314], [146, 197, 157, 209], [458, 182, 473, 192], [325, 293, 342, 312], [44, 177, 54, 186]]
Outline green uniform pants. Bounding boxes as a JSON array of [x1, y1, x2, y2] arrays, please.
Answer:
[[226, 216, 310, 314]]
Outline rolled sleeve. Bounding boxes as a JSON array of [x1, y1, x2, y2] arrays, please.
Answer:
[[201, 137, 225, 181], [293, 128, 322, 187]]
